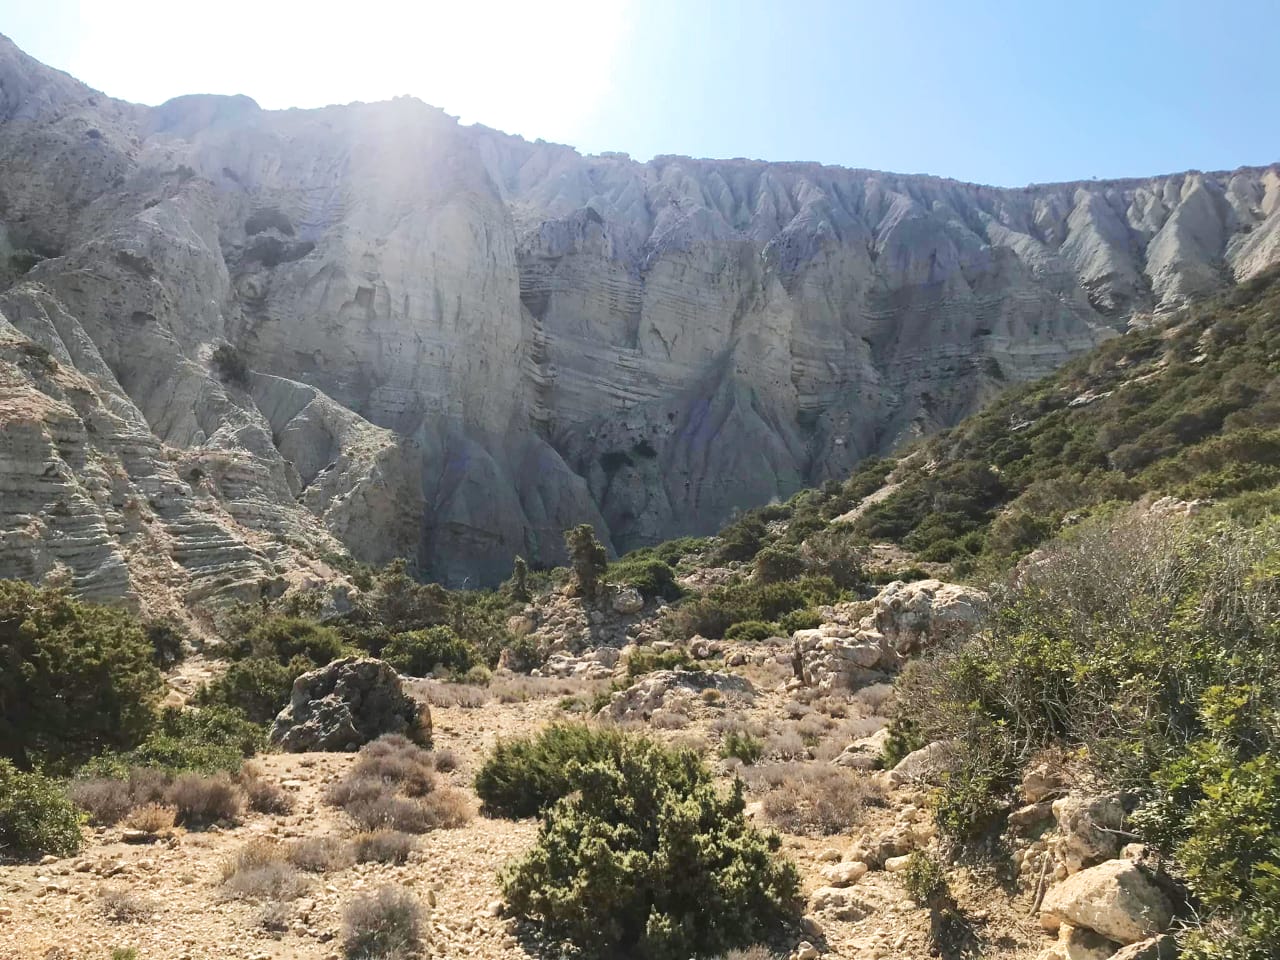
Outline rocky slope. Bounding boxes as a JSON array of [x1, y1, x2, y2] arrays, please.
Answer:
[[2, 33, 1278, 601]]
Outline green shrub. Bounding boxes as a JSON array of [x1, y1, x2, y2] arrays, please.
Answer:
[[720, 730, 765, 765], [382, 626, 478, 678], [227, 614, 349, 665], [609, 555, 683, 601], [197, 656, 311, 724], [211, 343, 249, 385], [723, 620, 779, 643], [0, 582, 162, 769], [626, 647, 697, 678], [899, 851, 948, 905], [754, 545, 804, 584], [777, 607, 822, 634], [475, 723, 631, 818], [85, 705, 264, 778], [714, 513, 768, 563], [501, 733, 798, 960], [0, 759, 83, 857]]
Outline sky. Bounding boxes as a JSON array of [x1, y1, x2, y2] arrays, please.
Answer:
[[1, 0, 1276, 187]]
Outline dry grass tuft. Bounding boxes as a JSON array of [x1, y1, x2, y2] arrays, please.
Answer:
[[418, 787, 474, 829], [351, 830, 417, 864], [286, 836, 355, 873], [343, 885, 426, 960], [753, 762, 885, 835], [122, 802, 176, 834], [220, 838, 309, 901], [430, 749, 459, 773], [166, 772, 244, 827], [69, 779, 133, 826], [98, 885, 157, 922], [352, 735, 436, 796]]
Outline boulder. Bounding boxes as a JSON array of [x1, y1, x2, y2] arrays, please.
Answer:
[[1107, 935, 1178, 960], [869, 579, 989, 656], [1052, 795, 1127, 873], [888, 740, 957, 786], [1023, 762, 1066, 803], [612, 586, 644, 614], [269, 658, 430, 752], [1034, 923, 1120, 960], [1041, 859, 1175, 945], [807, 886, 868, 921], [820, 860, 868, 886], [833, 727, 889, 770]]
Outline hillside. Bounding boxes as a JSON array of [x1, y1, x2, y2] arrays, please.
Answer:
[[2, 32, 1279, 609]]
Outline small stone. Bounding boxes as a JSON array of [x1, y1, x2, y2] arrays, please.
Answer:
[[799, 915, 823, 939], [883, 855, 911, 872], [795, 942, 819, 960]]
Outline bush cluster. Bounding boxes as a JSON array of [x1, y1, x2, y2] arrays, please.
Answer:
[[497, 728, 799, 960], [0, 760, 82, 858]]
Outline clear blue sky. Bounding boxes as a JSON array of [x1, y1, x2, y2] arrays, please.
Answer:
[[2, 0, 1276, 186]]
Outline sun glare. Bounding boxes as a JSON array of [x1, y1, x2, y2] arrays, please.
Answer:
[[70, 0, 631, 144]]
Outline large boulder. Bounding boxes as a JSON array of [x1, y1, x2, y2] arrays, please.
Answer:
[[869, 579, 989, 656], [1041, 859, 1175, 945], [1052, 795, 1127, 873], [269, 657, 431, 752]]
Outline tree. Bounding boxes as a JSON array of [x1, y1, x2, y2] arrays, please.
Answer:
[[565, 525, 608, 602], [0, 582, 162, 769], [509, 556, 530, 603]]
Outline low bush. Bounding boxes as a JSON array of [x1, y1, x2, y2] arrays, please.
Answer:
[[501, 731, 799, 960], [287, 836, 356, 873], [0, 760, 83, 858], [720, 730, 765, 765], [166, 772, 244, 826], [626, 646, 697, 678], [351, 830, 417, 865], [197, 657, 309, 724], [474, 723, 628, 818], [350, 735, 436, 796], [723, 620, 779, 643], [755, 763, 884, 835], [220, 838, 309, 901], [608, 555, 683, 601], [418, 787, 473, 828], [382, 626, 478, 678], [69, 777, 134, 826], [122, 802, 176, 834], [343, 885, 426, 960], [241, 770, 294, 815], [98, 884, 156, 921]]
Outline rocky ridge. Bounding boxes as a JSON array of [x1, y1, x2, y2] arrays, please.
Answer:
[[2, 33, 1278, 604]]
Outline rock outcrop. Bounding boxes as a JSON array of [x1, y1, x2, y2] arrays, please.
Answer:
[[1041, 859, 1175, 945], [269, 657, 430, 752], [2, 33, 1278, 601]]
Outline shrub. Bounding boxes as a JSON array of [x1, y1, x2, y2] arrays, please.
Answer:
[[166, 772, 244, 826], [145, 619, 188, 669], [501, 733, 799, 960], [418, 787, 474, 828], [69, 777, 134, 826], [475, 723, 629, 818], [343, 886, 426, 960], [220, 839, 309, 901], [714, 513, 768, 563], [723, 620, 779, 643], [352, 830, 417, 864], [754, 545, 804, 584], [287, 836, 356, 873], [241, 772, 294, 815], [566, 524, 609, 602], [0, 760, 83, 858], [899, 851, 948, 905], [123, 802, 176, 834], [124, 705, 264, 772], [626, 646, 697, 678], [0, 582, 162, 769], [99, 884, 156, 921], [778, 607, 822, 634], [382, 627, 478, 678], [756, 764, 884, 835], [228, 615, 349, 666], [609, 555, 683, 601], [211, 343, 249, 385], [197, 657, 309, 724], [720, 730, 765, 765], [350, 735, 437, 796]]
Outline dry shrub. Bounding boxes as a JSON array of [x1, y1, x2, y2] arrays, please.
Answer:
[[166, 772, 244, 826], [716, 948, 785, 960], [416, 681, 490, 708], [755, 762, 885, 835], [220, 838, 309, 901], [126, 767, 169, 804], [418, 787, 473, 829], [431, 749, 458, 773], [488, 674, 611, 705], [766, 729, 808, 760], [812, 696, 848, 718], [347, 793, 432, 833], [69, 779, 134, 826], [853, 682, 896, 715], [243, 776, 293, 815], [352, 735, 436, 796], [286, 836, 355, 873], [352, 830, 417, 864], [123, 803, 176, 834], [782, 700, 810, 720], [343, 885, 426, 960], [98, 884, 156, 921], [649, 708, 690, 730]]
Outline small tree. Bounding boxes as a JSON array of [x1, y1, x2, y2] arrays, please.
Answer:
[[0, 582, 162, 769], [565, 525, 608, 602], [509, 556, 530, 603]]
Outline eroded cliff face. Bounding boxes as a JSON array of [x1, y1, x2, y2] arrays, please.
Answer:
[[1, 35, 1277, 601]]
